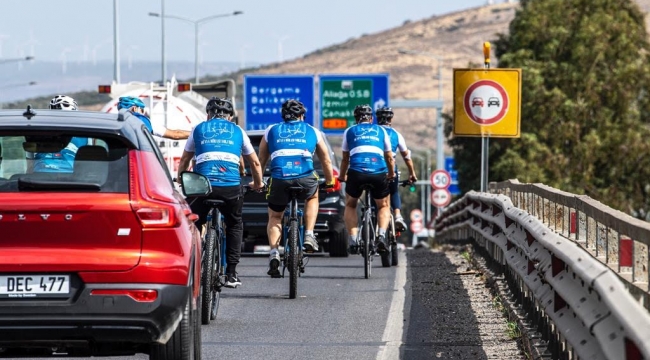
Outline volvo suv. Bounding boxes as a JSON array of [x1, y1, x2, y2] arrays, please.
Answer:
[[241, 130, 349, 257], [0, 107, 202, 359]]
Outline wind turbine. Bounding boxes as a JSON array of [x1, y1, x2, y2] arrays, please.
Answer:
[[0, 34, 9, 58], [60, 48, 72, 74], [239, 43, 252, 69], [127, 45, 139, 70], [24, 30, 39, 63], [15, 46, 25, 71], [277, 35, 290, 62]]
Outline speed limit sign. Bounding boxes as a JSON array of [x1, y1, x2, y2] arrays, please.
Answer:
[[430, 169, 451, 190]]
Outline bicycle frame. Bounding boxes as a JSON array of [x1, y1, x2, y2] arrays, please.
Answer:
[[281, 197, 304, 275]]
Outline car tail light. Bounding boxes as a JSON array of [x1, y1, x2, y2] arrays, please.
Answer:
[[331, 168, 342, 192], [129, 151, 181, 228], [90, 289, 158, 302]]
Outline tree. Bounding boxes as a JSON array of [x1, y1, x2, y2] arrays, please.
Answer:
[[449, 0, 650, 216]]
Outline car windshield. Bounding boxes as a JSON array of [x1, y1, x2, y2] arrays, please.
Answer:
[[0, 133, 130, 193]]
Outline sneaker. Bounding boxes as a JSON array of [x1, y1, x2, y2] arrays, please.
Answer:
[[349, 236, 359, 254], [303, 234, 319, 252], [394, 216, 407, 232], [267, 251, 281, 278], [224, 272, 242, 288], [375, 235, 388, 253]]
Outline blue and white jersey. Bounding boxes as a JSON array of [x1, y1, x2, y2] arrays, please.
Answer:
[[265, 120, 322, 179], [119, 108, 167, 137], [31, 137, 93, 173], [342, 122, 391, 174], [381, 125, 408, 168], [185, 118, 254, 187]]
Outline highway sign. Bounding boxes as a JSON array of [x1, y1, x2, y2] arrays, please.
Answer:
[[319, 74, 389, 135], [410, 209, 423, 222], [243, 75, 315, 130], [410, 220, 423, 233], [430, 169, 451, 190], [431, 189, 452, 207], [453, 68, 521, 138], [445, 156, 461, 196]]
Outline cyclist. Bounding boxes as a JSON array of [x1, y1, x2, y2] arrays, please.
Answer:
[[257, 99, 335, 278], [177, 97, 264, 288], [376, 106, 418, 232], [338, 104, 395, 254], [117, 96, 190, 140], [27, 95, 92, 173]]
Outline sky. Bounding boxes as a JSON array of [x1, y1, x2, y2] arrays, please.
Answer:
[[0, 0, 490, 67]]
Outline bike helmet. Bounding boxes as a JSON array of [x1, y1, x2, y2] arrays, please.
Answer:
[[206, 97, 234, 118], [376, 106, 394, 125], [49, 95, 78, 111], [281, 99, 306, 121], [117, 96, 146, 110], [353, 104, 373, 123]]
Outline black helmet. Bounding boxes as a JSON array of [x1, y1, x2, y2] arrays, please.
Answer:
[[206, 97, 234, 118], [376, 106, 394, 125], [353, 104, 373, 123], [281, 99, 306, 120]]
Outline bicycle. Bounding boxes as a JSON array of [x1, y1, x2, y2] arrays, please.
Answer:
[[279, 182, 333, 299], [379, 180, 414, 267]]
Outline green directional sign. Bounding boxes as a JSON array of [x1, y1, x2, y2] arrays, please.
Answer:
[[320, 79, 372, 133]]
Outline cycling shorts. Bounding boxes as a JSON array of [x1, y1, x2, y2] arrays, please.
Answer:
[[266, 173, 318, 212], [345, 169, 390, 200]]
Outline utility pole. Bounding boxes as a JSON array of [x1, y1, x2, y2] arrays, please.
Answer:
[[113, 0, 120, 83], [161, 0, 166, 84]]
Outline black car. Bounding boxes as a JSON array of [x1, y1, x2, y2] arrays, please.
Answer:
[[241, 130, 348, 257]]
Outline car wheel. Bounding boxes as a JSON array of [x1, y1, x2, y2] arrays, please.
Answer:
[[150, 294, 194, 360], [328, 222, 349, 257]]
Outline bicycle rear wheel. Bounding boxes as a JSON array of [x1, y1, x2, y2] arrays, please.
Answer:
[[210, 230, 223, 321], [363, 212, 371, 279], [201, 226, 216, 325], [381, 227, 392, 268], [288, 219, 300, 299]]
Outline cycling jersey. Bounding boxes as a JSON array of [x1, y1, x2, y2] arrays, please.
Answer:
[[381, 125, 408, 169], [185, 118, 254, 187], [30, 137, 93, 173], [264, 120, 322, 179], [341, 122, 391, 174]]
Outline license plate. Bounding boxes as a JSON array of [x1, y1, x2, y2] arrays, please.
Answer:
[[0, 275, 70, 298]]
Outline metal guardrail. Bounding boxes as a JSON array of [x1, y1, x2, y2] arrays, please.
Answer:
[[434, 180, 650, 360]]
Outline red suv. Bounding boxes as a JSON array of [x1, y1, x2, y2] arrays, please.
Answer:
[[0, 107, 202, 359]]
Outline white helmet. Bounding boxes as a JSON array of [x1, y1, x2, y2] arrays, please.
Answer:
[[49, 95, 78, 111]]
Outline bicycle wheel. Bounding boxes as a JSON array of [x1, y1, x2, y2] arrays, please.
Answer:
[[210, 229, 223, 321], [363, 211, 371, 279], [288, 219, 300, 299], [201, 226, 216, 325]]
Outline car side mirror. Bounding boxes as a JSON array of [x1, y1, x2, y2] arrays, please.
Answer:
[[180, 171, 212, 197]]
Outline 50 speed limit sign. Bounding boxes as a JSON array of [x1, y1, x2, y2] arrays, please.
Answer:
[[430, 169, 451, 190]]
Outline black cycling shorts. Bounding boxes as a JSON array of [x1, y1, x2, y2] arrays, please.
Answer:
[[266, 173, 319, 212], [345, 169, 390, 200]]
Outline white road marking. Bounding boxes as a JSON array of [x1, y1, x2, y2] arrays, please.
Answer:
[[377, 250, 408, 360]]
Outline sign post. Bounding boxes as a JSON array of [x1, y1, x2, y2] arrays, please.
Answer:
[[319, 74, 389, 135], [243, 75, 315, 130]]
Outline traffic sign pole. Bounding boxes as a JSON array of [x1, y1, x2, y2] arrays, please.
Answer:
[[481, 42, 490, 192]]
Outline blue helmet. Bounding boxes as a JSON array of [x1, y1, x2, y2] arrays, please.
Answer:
[[117, 96, 146, 110]]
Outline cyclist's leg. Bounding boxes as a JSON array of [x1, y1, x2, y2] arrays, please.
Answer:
[[389, 172, 406, 231], [266, 177, 289, 277], [344, 170, 364, 250], [187, 194, 212, 231], [216, 185, 244, 280], [371, 173, 391, 252], [297, 174, 319, 252]]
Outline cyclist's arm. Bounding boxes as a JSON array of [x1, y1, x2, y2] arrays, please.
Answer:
[[162, 128, 191, 140], [258, 137, 270, 175], [314, 139, 334, 184], [400, 150, 417, 180], [338, 152, 350, 182], [177, 150, 195, 181], [381, 128, 395, 178], [239, 157, 245, 176]]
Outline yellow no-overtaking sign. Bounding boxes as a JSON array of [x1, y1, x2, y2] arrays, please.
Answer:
[[453, 68, 522, 138]]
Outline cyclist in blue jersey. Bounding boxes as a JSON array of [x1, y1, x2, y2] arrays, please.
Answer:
[[177, 97, 264, 287], [376, 106, 418, 232], [338, 104, 395, 254], [257, 99, 335, 278], [27, 95, 93, 173], [117, 96, 190, 140]]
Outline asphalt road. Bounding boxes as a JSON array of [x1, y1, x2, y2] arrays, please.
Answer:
[[9, 247, 524, 360]]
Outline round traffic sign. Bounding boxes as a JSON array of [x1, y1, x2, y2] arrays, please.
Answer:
[[430, 169, 451, 190], [410, 220, 423, 233], [431, 189, 452, 207], [463, 79, 509, 125], [410, 209, 423, 222]]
